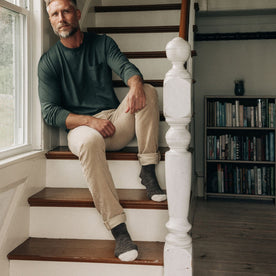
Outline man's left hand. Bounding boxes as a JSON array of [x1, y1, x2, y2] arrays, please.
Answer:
[[125, 75, 145, 114]]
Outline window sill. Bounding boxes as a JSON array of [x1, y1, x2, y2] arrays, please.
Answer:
[[0, 150, 46, 170]]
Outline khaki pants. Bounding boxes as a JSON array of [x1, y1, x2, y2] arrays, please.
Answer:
[[68, 84, 160, 230]]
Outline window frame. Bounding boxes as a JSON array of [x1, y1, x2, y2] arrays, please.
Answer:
[[0, 0, 42, 160]]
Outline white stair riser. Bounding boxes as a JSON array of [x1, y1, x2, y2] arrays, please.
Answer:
[[59, 121, 168, 147], [10, 260, 163, 276], [102, 0, 181, 5], [46, 160, 166, 189], [95, 10, 180, 27], [30, 207, 168, 241], [108, 33, 178, 52], [113, 58, 171, 80]]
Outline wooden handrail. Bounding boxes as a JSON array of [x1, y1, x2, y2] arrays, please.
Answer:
[[179, 0, 190, 40]]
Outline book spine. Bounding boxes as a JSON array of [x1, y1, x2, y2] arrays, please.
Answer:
[[257, 168, 262, 195], [262, 167, 267, 195], [269, 132, 275, 161], [239, 104, 244, 127], [257, 99, 262, 127], [251, 168, 255, 195], [235, 100, 239, 127], [250, 106, 254, 127]]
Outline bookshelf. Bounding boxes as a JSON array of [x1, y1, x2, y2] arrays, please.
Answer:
[[204, 96, 276, 202]]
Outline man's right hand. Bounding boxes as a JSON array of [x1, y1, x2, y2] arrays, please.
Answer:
[[65, 113, 116, 138], [88, 117, 116, 138]]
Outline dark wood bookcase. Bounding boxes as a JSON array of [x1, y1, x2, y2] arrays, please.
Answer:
[[204, 96, 276, 202]]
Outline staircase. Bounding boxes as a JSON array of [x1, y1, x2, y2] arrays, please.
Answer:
[[8, 150, 168, 275], [7, 1, 188, 275]]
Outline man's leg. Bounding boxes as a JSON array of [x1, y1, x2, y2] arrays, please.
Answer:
[[67, 126, 137, 261], [106, 83, 166, 201], [68, 126, 125, 228]]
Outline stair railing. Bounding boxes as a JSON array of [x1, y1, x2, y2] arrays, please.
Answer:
[[163, 0, 193, 275], [179, 0, 190, 40]]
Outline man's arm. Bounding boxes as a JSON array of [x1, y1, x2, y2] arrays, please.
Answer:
[[104, 36, 145, 114], [125, 75, 146, 114], [65, 113, 115, 138], [65, 74, 144, 136]]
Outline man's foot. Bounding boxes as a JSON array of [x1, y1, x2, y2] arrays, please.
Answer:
[[111, 223, 138, 262], [140, 164, 167, 202]]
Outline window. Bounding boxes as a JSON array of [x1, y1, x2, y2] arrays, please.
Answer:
[[0, 0, 31, 159]]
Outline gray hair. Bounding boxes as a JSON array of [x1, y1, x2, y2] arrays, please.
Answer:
[[45, 0, 77, 11]]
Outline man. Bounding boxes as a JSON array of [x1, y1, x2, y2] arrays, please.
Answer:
[[39, 0, 166, 262]]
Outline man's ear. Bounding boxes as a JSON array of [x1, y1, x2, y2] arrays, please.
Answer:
[[76, 9, 81, 20]]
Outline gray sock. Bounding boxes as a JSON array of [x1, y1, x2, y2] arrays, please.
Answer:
[[139, 164, 167, 202], [111, 223, 138, 262]]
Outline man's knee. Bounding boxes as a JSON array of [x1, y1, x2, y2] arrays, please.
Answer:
[[144, 83, 158, 109], [80, 131, 105, 152], [143, 83, 158, 106], [68, 126, 105, 156]]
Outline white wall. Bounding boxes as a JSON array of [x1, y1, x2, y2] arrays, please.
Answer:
[[0, 154, 45, 276], [193, 11, 276, 195]]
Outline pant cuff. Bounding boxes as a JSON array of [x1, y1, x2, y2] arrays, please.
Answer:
[[138, 152, 161, 166], [104, 213, 126, 230]]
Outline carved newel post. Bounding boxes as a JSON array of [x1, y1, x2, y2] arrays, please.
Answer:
[[163, 37, 192, 276]]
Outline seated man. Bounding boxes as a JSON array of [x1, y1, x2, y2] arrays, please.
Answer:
[[39, 0, 166, 262]]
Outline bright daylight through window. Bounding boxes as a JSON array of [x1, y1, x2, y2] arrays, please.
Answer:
[[0, 0, 30, 157]]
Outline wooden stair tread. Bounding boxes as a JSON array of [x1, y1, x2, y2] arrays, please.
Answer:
[[28, 188, 168, 210], [45, 146, 167, 161], [124, 51, 166, 59], [113, 79, 163, 87], [95, 4, 181, 13], [87, 26, 179, 34], [124, 50, 196, 59], [8, 238, 164, 266]]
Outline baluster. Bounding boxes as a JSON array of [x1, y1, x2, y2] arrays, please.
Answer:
[[163, 37, 192, 276]]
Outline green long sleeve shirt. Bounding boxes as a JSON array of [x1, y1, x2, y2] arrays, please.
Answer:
[[38, 32, 143, 129]]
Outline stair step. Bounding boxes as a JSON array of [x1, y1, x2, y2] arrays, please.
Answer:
[[28, 188, 167, 210], [124, 51, 166, 59], [45, 159, 166, 189], [113, 58, 171, 80], [29, 188, 168, 241], [9, 261, 163, 276], [8, 238, 164, 266], [113, 79, 163, 87], [45, 146, 167, 160], [30, 206, 168, 241], [108, 33, 178, 52], [94, 10, 180, 28], [87, 26, 179, 34], [124, 51, 197, 59], [95, 4, 181, 13]]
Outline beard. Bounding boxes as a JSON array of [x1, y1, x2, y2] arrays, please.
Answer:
[[53, 22, 79, 38]]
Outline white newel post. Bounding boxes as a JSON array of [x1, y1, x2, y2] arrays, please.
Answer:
[[163, 37, 192, 276]]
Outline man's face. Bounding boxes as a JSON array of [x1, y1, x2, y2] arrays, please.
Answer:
[[47, 0, 81, 38]]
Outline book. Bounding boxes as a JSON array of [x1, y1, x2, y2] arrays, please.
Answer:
[[269, 132, 275, 161], [257, 168, 262, 195], [235, 100, 240, 127]]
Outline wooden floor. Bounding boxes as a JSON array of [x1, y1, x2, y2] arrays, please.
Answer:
[[192, 198, 276, 276]]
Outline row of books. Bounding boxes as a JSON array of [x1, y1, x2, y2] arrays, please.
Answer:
[[207, 164, 275, 196], [207, 99, 275, 128], [207, 133, 275, 161]]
